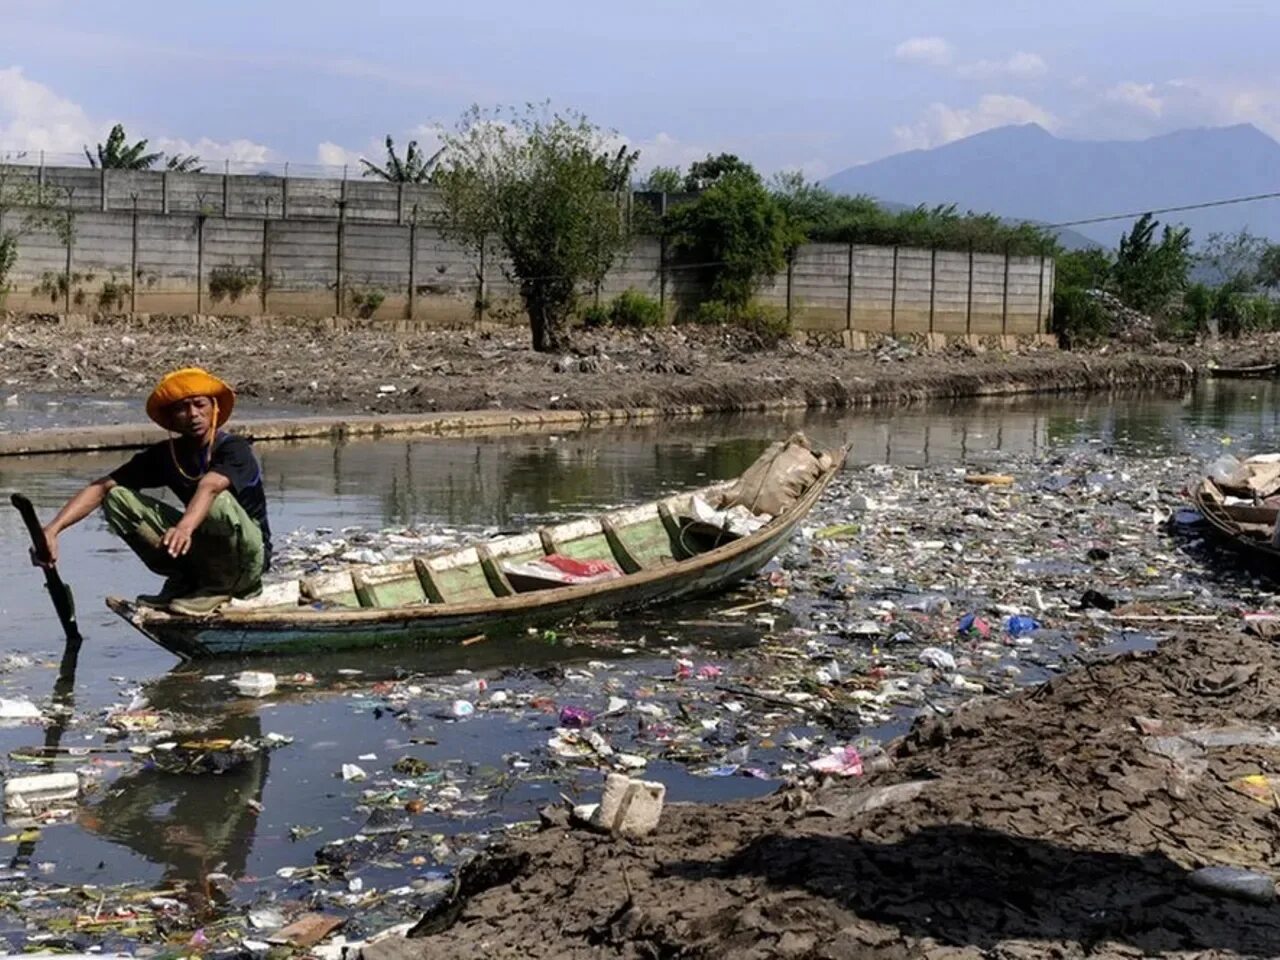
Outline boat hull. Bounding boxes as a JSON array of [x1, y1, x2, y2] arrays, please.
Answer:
[[1207, 363, 1279, 379], [1191, 482, 1280, 581]]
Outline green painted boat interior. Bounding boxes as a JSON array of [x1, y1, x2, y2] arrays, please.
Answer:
[[281, 485, 735, 613]]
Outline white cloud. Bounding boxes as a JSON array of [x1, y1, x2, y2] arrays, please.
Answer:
[[0, 65, 274, 170], [1072, 76, 1280, 140], [316, 141, 363, 171], [155, 137, 275, 170], [1103, 81, 1163, 117], [957, 52, 1049, 80], [627, 131, 713, 172], [893, 94, 1057, 150], [894, 36, 953, 68], [0, 65, 95, 158]]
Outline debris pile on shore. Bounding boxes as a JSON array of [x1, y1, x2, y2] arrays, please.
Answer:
[[0, 319, 1204, 422], [405, 627, 1280, 959]]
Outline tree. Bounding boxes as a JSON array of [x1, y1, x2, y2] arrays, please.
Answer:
[[165, 153, 204, 173], [683, 153, 754, 192], [641, 165, 683, 193], [1199, 229, 1268, 291], [360, 135, 443, 183], [1055, 248, 1112, 291], [84, 124, 202, 172], [1257, 243, 1280, 290], [1112, 213, 1191, 315], [0, 166, 63, 305], [84, 124, 164, 170], [665, 164, 790, 313], [435, 104, 638, 352], [769, 171, 834, 242]]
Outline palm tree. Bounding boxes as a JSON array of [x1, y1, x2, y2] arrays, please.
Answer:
[[359, 135, 443, 183], [165, 153, 204, 173], [84, 124, 164, 170]]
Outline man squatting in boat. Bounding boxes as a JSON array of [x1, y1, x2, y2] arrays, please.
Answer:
[[33, 367, 273, 616]]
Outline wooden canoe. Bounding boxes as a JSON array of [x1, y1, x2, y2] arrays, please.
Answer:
[[1190, 477, 1280, 579], [107, 441, 847, 659], [1206, 362, 1279, 379]]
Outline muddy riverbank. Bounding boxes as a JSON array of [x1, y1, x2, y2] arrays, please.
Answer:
[[407, 627, 1280, 960], [0, 317, 1219, 426]]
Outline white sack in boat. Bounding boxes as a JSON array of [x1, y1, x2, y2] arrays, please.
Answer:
[[688, 494, 770, 537]]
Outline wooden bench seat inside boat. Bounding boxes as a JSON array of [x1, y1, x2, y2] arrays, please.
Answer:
[[294, 488, 761, 610]]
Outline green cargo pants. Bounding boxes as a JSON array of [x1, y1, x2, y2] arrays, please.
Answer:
[[102, 486, 264, 597]]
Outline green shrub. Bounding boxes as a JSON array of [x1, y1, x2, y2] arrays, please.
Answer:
[[347, 288, 386, 319], [737, 301, 791, 340], [579, 303, 609, 328], [97, 274, 132, 312], [32, 271, 90, 308], [684, 298, 790, 340], [1181, 283, 1213, 335], [1052, 286, 1110, 346], [208, 265, 258, 304], [688, 299, 731, 326], [1243, 295, 1277, 332], [607, 288, 664, 328]]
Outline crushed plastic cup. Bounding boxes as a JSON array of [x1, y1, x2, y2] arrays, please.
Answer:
[[232, 671, 277, 697], [918, 646, 957, 672]]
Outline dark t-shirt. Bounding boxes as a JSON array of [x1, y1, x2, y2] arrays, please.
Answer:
[[110, 432, 273, 566]]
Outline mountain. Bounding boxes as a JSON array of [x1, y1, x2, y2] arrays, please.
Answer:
[[824, 123, 1280, 248]]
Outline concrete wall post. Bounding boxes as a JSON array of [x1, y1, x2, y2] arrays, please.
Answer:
[[1036, 253, 1046, 334], [130, 196, 139, 314], [1001, 243, 1011, 335], [261, 217, 272, 314], [195, 214, 205, 315], [408, 206, 418, 320], [928, 246, 937, 333], [658, 235, 667, 316], [845, 242, 854, 331], [890, 245, 899, 336], [335, 200, 346, 316], [965, 243, 974, 335]]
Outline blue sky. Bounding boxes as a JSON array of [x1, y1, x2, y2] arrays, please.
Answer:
[[2, 0, 1277, 177]]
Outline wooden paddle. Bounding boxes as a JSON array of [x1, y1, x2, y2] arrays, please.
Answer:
[[10, 493, 83, 678]]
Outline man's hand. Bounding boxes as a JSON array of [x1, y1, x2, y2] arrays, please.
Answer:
[[30, 525, 58, 569], [162, 522, 197, 558]]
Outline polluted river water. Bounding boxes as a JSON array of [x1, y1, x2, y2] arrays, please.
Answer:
[[0, 379, 1279, 950]]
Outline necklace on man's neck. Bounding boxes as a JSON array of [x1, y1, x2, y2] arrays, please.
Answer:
[[167, 400, 220, 482]]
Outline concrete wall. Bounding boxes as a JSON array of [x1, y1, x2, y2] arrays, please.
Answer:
[[0, 165, 1055, 335]]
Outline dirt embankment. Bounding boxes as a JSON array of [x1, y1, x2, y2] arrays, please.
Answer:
[[0, 315, 1226, 421], [401, 629, 1280, 959]]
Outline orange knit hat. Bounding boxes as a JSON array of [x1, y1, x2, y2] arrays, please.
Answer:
[[146, 367, 235, 430]]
